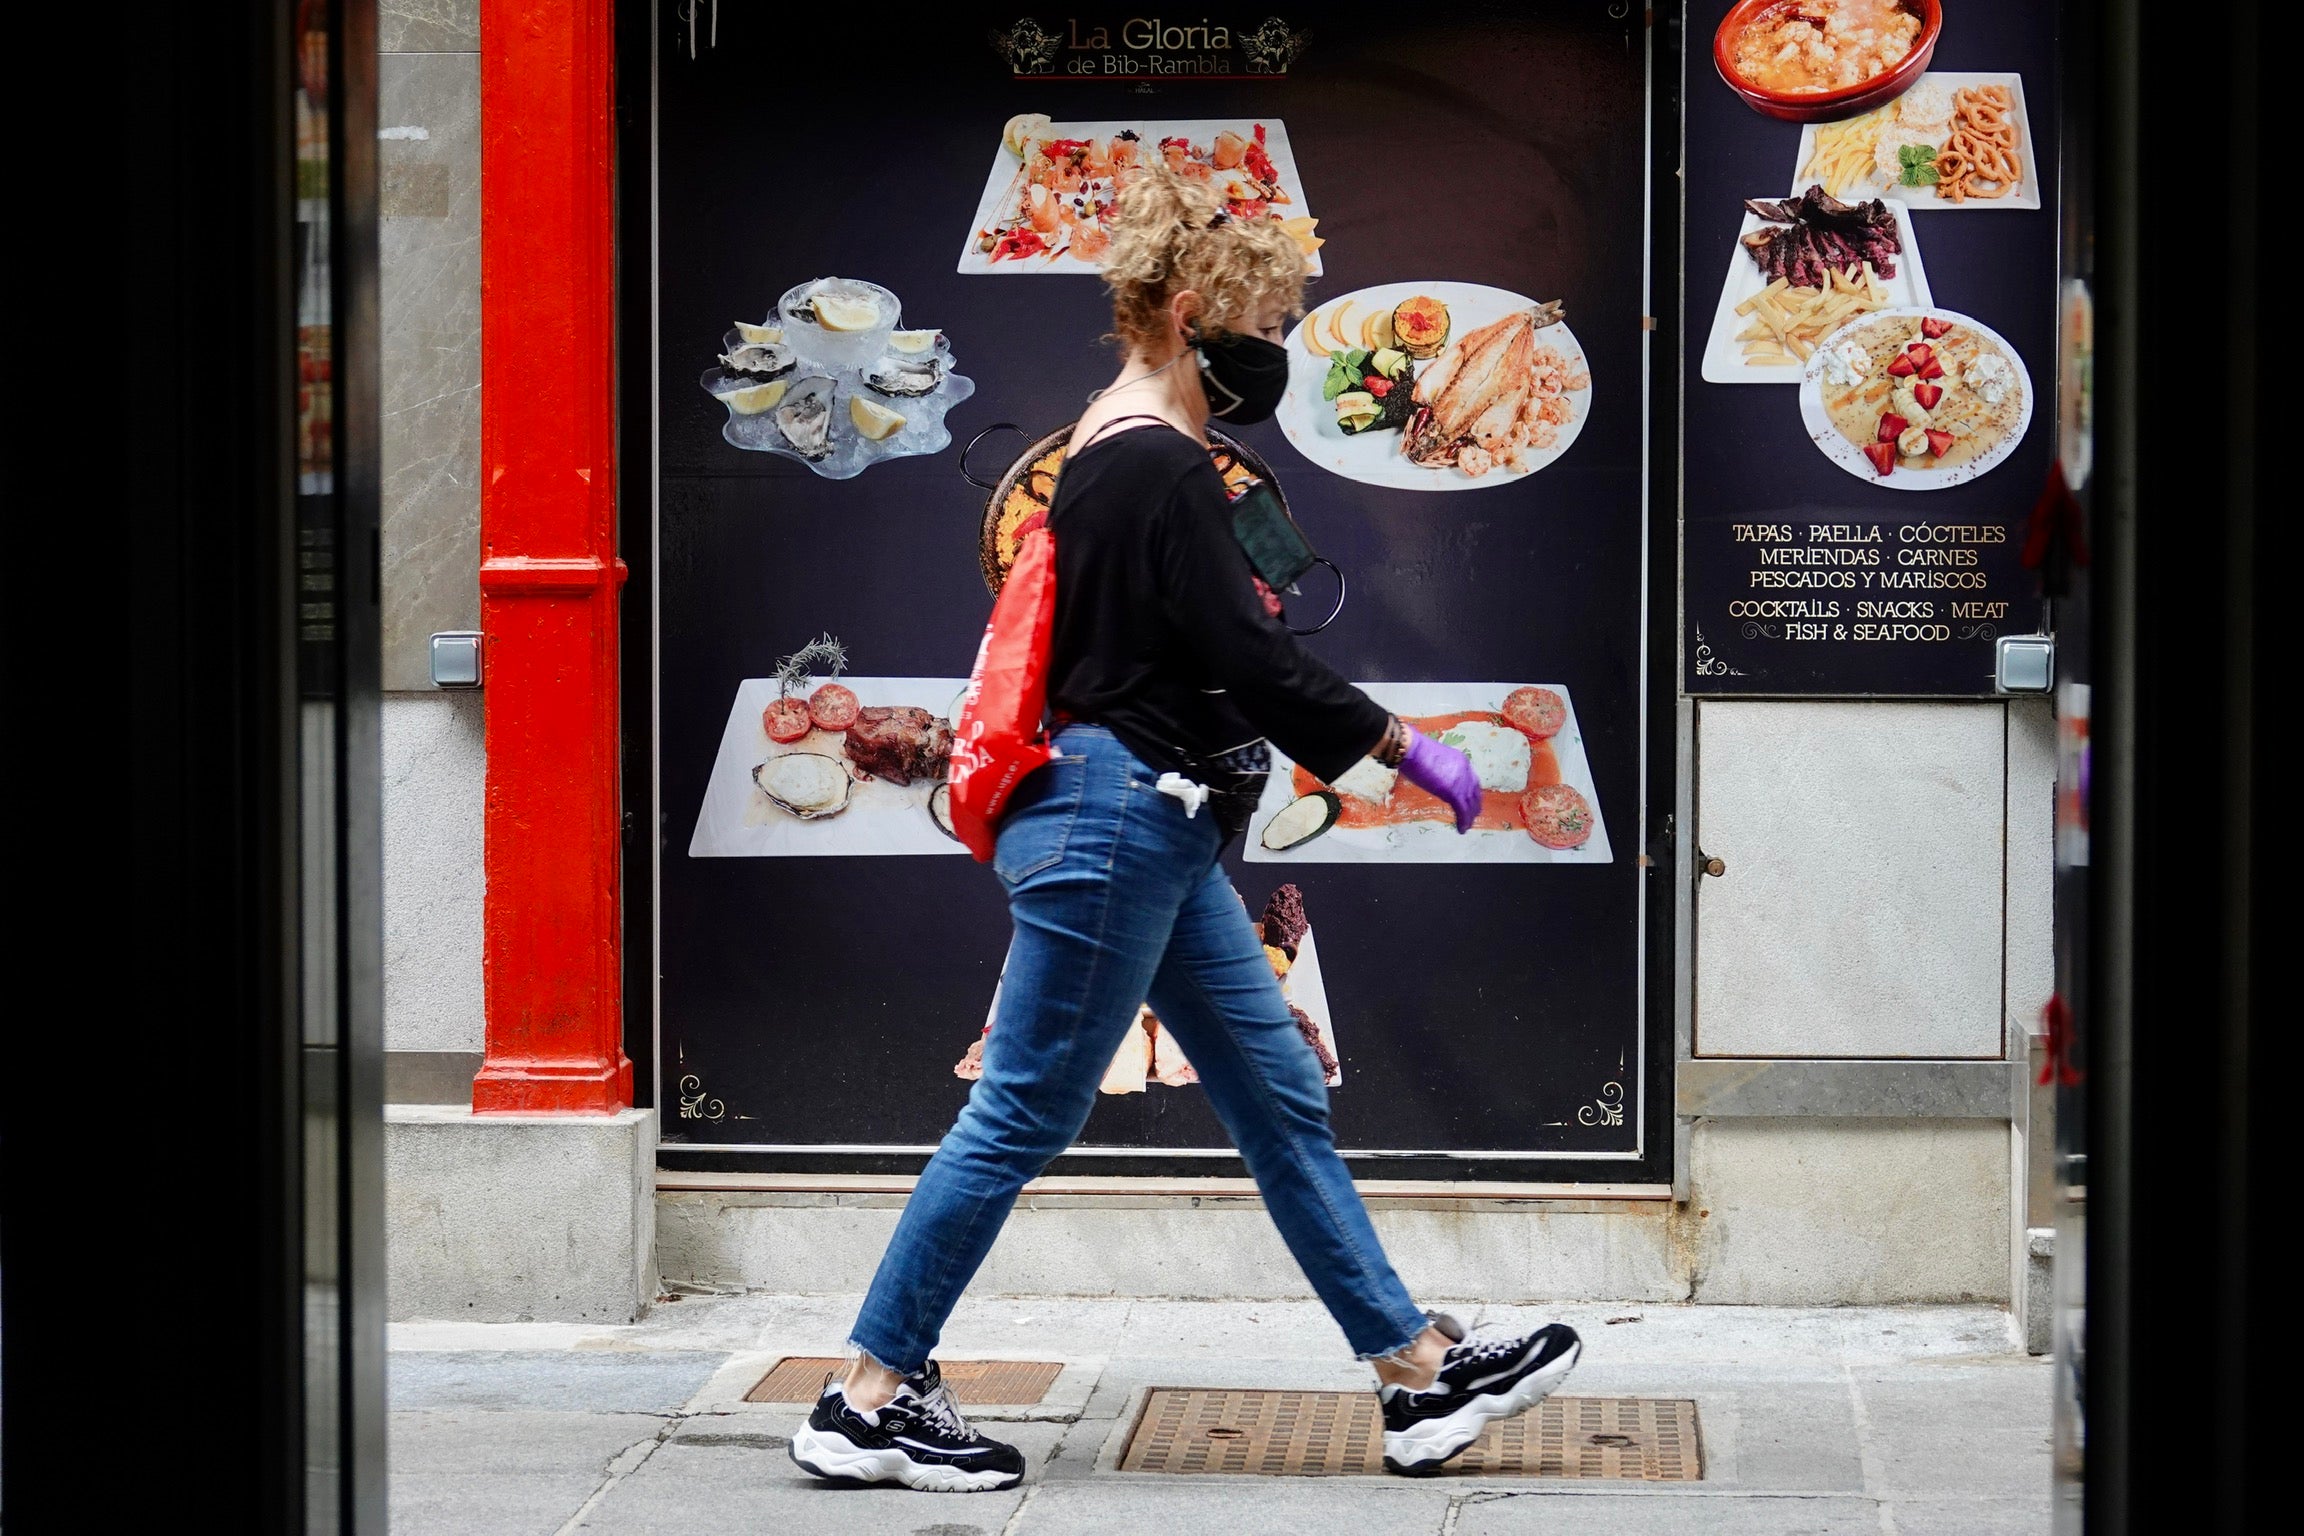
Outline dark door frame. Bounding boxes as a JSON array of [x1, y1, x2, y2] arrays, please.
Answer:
[[9, 0, 388, 1526]]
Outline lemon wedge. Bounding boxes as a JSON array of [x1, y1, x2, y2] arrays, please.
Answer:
[[849, 394, 906, 441], [726, 379, 789, 416], [813, 291, 885, 333], [733, 321, 783, 345], [888, 329, 940, 356]]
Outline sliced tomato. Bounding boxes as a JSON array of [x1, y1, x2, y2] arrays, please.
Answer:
[[807, 682, 860, 732], [992, 228, 1049, 262], [762, 697, 812, 743], [1521, 783, 1595, 849], [1245, 124, 1276, 183], [1501, 686, 1568, 741]]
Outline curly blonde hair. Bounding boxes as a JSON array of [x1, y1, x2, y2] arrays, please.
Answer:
[[1102, 166, 1307, 355]]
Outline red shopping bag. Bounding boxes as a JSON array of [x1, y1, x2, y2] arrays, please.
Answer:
[[948, 528, 1059, 862]]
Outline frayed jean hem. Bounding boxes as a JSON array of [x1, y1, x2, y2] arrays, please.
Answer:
[[1355, 1309, 1433, 1364], [845, 1338, 916, 1378]]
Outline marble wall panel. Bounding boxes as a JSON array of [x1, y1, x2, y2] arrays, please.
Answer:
[[380, 0, 477, 54], [2003, 698, 2056, 1043], [1694, 701, 2007, 1059], [384, 694, 486, 1052], [1689, 1118, 2011, 1303], [379, 51, 481, 690]]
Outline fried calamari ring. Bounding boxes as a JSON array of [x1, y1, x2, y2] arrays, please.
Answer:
[[1938, 85, 2023, 202]]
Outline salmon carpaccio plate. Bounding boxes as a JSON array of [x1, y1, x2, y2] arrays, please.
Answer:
[[1291, 708, 1575, 836], [1249, 682, 1612, 864], [1264, 683, 1609, 865]]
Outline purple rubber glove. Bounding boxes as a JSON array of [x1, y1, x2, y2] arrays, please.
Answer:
[[1398, 726, 1481, 834]]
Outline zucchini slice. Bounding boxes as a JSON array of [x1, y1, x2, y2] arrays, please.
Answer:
[[1260, 790, 1342, 852]]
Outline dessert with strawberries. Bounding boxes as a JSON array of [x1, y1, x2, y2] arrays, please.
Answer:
[[1815, 309, 2027, 477]]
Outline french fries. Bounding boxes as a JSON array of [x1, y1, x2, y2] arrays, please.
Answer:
[[1732, 262, 1889, 366], [1800, 105, 1892, 198]]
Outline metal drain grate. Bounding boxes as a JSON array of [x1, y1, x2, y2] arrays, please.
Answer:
[[1120, 1389, 1702, 1479], [744, 1357, 1064, 1405]]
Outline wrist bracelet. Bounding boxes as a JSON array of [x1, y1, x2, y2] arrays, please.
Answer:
[[1373, 715, 1409, 769]]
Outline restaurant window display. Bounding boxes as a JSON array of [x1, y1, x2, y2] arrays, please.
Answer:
[[640, 3, 1675, 1180]]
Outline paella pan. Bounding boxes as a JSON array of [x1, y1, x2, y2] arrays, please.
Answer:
[[964, 421, 1284, 594]]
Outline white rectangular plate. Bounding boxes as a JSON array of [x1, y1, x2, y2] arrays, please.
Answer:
[[689, 676, 969, 858], [956, 117, 1320, 276], [979, 923, 1343, 1088], [1700, 198, 1930, 385], [1281, 927, 1342, 1086], [1788, 71, 2040, 212], [1244, 682, 1613, 864]]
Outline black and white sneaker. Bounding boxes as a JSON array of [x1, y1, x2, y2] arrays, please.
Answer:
[[788, 1362, 1028, 1493], [1379, 1313, 1582, 1476]]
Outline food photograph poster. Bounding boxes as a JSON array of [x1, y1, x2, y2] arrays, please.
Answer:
[[651, 6, 1658, 1170], [1686, 1, 2060, 695]]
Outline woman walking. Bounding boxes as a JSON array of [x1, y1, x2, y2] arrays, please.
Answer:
[[791, 167, 1581, 1492]]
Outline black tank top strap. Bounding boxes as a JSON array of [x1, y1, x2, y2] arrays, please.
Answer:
[[1076, 412, 1188, 453]]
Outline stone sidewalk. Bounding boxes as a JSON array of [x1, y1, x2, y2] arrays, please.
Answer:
[[388, 1294, 2051, 1534]]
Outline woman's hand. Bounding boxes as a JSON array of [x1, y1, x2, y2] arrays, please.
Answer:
[[1398, 727, 1481, 834]]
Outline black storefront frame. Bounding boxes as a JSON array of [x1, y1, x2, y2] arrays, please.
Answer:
[[616, 3, 1686, 1188], [12, 0, 390, 1523]]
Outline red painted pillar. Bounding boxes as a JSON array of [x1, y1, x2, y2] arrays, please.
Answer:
[[472, 0, 631, 1112]]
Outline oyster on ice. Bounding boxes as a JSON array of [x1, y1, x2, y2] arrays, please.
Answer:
[[863, 353, 945, 398], [719, 341, 796, 382], [753, 753, 852, 819], [774, 377, 837, 460]]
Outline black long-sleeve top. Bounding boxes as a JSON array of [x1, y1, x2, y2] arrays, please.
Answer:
[[1044, 423, 1387, 785]]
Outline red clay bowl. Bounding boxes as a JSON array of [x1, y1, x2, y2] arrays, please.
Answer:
[[1714, 0, 1942, 123]]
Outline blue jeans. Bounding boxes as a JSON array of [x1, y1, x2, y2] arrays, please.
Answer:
[[850, 725, 1428, 1372]]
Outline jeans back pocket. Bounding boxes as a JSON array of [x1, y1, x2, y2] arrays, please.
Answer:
[[993, 755, 1089, 885]]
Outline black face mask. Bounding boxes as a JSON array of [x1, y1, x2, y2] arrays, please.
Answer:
[[1190, 328, 1292, 424]]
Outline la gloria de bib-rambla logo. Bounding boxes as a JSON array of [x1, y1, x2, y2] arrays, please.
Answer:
[[992, 15, 1309, 78]]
